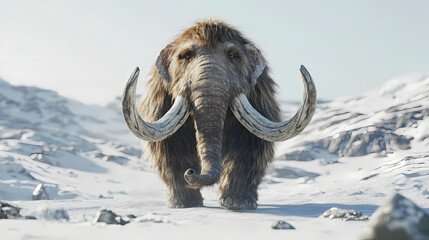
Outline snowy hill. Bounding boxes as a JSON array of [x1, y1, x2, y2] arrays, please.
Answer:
[[0, 75, 428, 240], [0, 78, 138, 145], [0, 78, 146, 201], [276, 74, 428, 160], [269, 74, 429, 205]]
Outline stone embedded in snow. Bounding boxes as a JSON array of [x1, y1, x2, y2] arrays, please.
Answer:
[[0, 201, 22, 219], [0, 201, 35, 219], [95, 209, 129, 225], [360, 193, 429, 240], [321, 207, 369, 221], [32, 183, 49, 200], [32, 208, 70, 222], [271, 220, 295, 230]]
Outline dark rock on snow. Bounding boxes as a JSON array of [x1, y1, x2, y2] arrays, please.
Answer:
[[95, 209, 129, 225], [0, 201, 22, 219], [271, 220, 295, 230], [0, 201, 35, 220], [361, 193, 429, 240], [321, 207, 369, 221]]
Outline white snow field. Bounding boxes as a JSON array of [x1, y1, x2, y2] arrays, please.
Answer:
[[0, 74, 428, 240]]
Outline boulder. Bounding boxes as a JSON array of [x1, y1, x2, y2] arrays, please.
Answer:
[[361, 193, 429, 240], [0, 201, 22, 219], [0, 201, 34, 219], [321, 207, 369, 221], [95, 209, 129, 225]]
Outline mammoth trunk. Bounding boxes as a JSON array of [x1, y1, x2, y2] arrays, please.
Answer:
[[184, 77, 230, 188]]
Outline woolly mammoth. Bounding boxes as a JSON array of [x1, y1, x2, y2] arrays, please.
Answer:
[[122, 20, 316, 210]]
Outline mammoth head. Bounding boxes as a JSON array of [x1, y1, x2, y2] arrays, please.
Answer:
[[155, 42, 265, 89], [122, 20, 316, 188]]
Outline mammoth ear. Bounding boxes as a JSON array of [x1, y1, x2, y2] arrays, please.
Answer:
[[155, 44, 176, 83], [245, 43, 266, 86]]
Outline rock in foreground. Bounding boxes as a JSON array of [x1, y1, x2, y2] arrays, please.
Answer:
[[0, 201, 35, 220], [95, 209, 129, 225], [0, 201, 21, 219], [271, 220, 295, 230], [361, 193, 429, 240], [321, 207, 369, 221]]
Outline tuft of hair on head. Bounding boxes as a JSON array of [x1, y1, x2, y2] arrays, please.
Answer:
[[175, 19, 249, 47]]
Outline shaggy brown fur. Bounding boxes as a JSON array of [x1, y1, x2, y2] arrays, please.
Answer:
[[139, 19, 280, 209]]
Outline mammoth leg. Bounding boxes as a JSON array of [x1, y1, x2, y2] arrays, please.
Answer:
[[218, 110, 275, 210], [148, 118, 203, 208]]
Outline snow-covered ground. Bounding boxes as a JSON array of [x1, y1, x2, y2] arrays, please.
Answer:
[[0, 75, 428, 240]]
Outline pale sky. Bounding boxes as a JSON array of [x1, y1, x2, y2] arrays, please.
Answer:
[[1, 0, 429, 105]]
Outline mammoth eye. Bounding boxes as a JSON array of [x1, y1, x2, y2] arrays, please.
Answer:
[[228, 52, 238, 59], [179, 51, 193, 60]]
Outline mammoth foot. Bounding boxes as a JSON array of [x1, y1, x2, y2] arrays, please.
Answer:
[[168, 189, 203, 208], [169, 200, 203, 208], [219, 196, 257, 210]]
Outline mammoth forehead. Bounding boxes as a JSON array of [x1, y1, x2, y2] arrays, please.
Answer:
[[177, 41, 239, 51], [179, 42, 198, 49], [224, 41, 236, 48]]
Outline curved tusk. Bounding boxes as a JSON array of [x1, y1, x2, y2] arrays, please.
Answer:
[[231, 65, 316, 142], [122, 67, 190, 142]]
